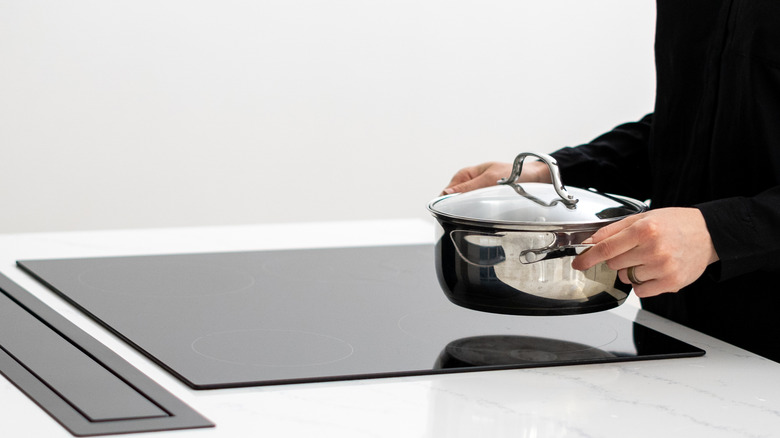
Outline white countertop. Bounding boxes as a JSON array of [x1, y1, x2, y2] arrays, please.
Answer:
[[1, 219, 778, 438]]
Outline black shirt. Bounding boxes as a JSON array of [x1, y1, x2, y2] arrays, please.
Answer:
[[550, 0, 780, 361]]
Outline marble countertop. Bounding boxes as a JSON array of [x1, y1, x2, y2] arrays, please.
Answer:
[[0, 219, 777, 438]]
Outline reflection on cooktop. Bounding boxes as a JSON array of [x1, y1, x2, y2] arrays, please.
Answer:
[[434, 335, 617, 369], [17, 244, 704, 389]]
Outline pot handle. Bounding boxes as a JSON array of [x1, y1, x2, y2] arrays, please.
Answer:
[[519, 243, 594, 264], [497, 152, 578, 206]]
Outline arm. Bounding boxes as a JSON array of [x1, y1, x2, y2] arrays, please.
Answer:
[[697, 186, 780, 280], [551, 113, 654, 200], [441, 114, 655, 196]]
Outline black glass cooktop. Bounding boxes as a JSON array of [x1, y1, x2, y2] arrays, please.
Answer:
[[18, 244, 703, 389]]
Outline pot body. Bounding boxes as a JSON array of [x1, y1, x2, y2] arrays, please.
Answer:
[[433, 219, 632, 316]]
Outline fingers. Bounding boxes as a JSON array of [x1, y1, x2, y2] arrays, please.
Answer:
[[442, 172, 496, 195], [571, 217, 645, 271], [441, 165, 484, 195], [571, 213, 660, 295], [583, 213, 643, 244], [441, 162, 511, 195], [620, 266, 682, 298], [617, 264, 657, 288]]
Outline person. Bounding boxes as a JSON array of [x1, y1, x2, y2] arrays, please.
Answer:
[[441, 0, 780, 362]]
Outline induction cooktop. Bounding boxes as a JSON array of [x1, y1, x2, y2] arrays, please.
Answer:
[[18, 244, 704, 389]]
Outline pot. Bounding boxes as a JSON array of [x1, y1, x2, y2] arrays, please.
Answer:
[[428, 152, 647, 316]]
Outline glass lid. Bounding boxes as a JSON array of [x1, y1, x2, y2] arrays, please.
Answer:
[[430, 152, 647, 228], [428, 183, 645, 226]]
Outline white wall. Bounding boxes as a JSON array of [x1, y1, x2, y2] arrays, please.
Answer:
[[0, 0, 656, 233]]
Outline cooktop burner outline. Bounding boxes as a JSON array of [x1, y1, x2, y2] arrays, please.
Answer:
[[17, 244, 705, 389]]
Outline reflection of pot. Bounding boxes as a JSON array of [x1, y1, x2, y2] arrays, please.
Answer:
[[428, 152, 647, 316], [434, 335, 616, 369]]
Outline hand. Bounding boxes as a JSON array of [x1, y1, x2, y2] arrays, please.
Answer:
[[441, 161, 551, 195], [571, 207, 719, 298]]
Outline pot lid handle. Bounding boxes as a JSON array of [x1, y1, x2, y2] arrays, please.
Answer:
[[497, 152, 579, 207]]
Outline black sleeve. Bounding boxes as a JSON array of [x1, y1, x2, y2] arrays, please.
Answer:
[[696, 186, 780, 280], [550, 114, 654, 201]]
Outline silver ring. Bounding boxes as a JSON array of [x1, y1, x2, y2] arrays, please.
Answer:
[[627, 266, 645, 285]]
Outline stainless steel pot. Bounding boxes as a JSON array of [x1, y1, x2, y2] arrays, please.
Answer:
[[428, 152, 647, 316]]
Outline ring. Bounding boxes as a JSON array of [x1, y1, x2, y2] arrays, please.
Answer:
[[627, 266, 645, 285]]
